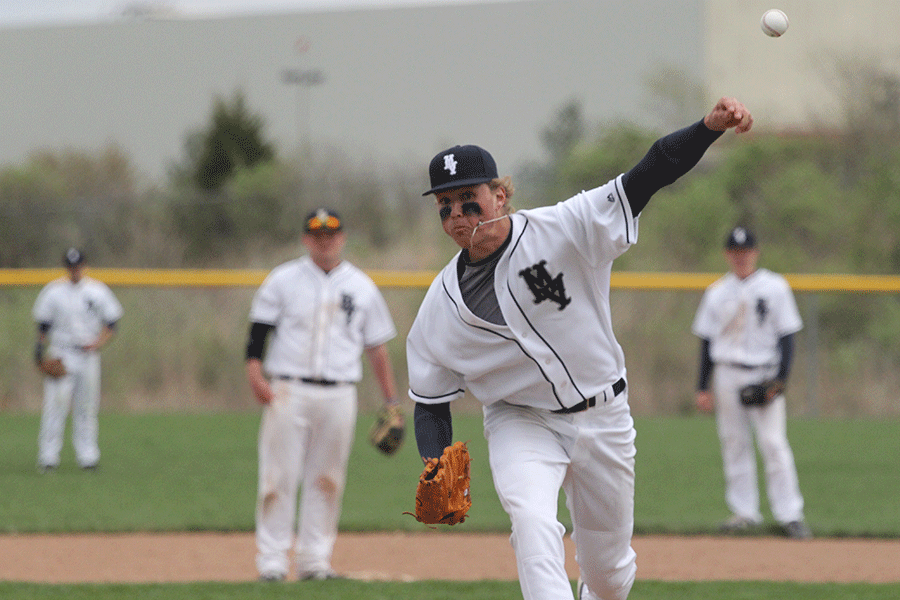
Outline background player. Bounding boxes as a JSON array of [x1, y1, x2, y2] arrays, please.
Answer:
[[692, 226, 812, 539], [245, 207, 401, 582], [32, 248, 123, 473], [408, 98, 752, 600]]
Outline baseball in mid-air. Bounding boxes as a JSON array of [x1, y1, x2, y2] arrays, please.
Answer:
[[760, 9, 789, 37]]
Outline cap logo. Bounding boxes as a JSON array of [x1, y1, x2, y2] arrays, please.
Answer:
[[733, 228, 747, 244], [443, 153, 458, 176], [423, 145, 497, 196]]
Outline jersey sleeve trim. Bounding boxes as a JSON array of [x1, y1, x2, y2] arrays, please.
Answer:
[[614, 174, 634, 244], [408, 388, 465, 402]]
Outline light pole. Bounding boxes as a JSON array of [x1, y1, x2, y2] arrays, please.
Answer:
[[281, 67, 326, 154]]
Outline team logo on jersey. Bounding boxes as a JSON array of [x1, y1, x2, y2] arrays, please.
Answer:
[[518, 260, 571, 310], [607, 193, 615, 203], [340, 293, 355, 325], [755, 297, 769, 325], [443, 154, 458, 176]]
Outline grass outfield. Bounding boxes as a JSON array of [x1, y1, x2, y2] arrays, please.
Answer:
[[0, 412, 898, 536], [0, 580, 899, 599]]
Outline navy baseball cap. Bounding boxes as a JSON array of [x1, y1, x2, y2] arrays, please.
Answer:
[[423, 145, 498, 196], [725, 226, 757, 249], [304, 207, 343, 233], [63, 247, 86, 266]]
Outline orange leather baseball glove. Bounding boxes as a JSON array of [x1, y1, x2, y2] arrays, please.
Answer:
[[405, 441, 472, 526]]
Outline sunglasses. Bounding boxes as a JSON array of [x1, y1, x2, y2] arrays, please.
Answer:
[[306, 215, 342, 232]]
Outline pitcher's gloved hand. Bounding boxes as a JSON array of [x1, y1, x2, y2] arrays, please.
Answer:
[[405, 441, 472, 526]]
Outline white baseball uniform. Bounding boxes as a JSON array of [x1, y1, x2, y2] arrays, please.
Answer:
[[32, 275, 123, 469], [408, 175, 638, 600], [249, 255, 396, 579], [692, 268, 806, 524]]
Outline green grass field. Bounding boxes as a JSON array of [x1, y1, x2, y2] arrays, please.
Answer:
[[2, 412, 898, 536], [0, 579, 898, 600], [1, 411, 898, 598]]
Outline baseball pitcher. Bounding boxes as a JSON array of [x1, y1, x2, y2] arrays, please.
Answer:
[[409, 98, 753, 600]]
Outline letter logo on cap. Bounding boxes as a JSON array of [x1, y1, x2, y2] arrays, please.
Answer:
[[443, 154, 458, 176]]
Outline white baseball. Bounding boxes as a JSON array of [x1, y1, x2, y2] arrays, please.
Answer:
[[761, 9, 789, 37]]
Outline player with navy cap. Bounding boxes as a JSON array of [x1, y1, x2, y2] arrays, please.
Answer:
[[692, 225, 812, 539], [407, 97, 752, 600], [32, 247, 123, 473]]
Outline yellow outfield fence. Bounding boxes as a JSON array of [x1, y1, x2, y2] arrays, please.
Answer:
[[2, 268, 900, 292], [3, 267, 899, 417]]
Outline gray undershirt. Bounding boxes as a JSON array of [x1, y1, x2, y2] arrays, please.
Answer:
[[459, 234, 510, 325]]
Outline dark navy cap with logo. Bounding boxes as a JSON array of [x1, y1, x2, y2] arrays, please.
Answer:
[[63, 247, 86, 266], [423, 145, 499, 196], [725, 226, 757, 249], [304, 207, 343, 233]]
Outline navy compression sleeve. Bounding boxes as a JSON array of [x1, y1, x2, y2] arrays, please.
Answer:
[[697, 338, 714, 391], [414, 402, 452, 460], [245, 322, 274, 360], [622, 119, 724, 216], [776, 334, 795, 382]]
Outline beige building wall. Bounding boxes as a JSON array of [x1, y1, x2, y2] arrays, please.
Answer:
[[0, 0, 705, 182], [8, 0, 897, 182], [704, 0, 900, 130]]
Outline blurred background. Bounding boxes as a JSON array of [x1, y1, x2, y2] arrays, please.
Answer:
[[2, 0, 900, 417]]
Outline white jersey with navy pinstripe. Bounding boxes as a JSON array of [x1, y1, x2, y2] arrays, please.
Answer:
[[407, 174, 637, 412]]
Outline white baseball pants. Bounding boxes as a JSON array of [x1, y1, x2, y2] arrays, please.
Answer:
[[483, 391, 637, 600], [255, 380, 357, 578], [38, 349, 101, 469], [712, 364, 805, 524]]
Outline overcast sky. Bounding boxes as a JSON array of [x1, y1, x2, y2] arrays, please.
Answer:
[[0, 0, 502, 26]]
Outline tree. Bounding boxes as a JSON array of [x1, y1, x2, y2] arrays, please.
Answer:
[[181, 91, 276, 191], [0, 146, 142, 267], [539, 99, 587, 163]]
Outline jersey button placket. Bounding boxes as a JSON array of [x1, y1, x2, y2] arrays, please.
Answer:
[[311, 280, 329, 376]]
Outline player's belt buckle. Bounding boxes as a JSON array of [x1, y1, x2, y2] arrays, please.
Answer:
[[552, 377, 626, 414]]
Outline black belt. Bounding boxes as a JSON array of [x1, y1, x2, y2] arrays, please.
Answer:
[[720, 362, 775, 370], [277, 375, 341, 386], [552, 377, 626, 414]]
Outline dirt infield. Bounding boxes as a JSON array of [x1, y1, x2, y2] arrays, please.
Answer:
[[1, 532, 898, 584]]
